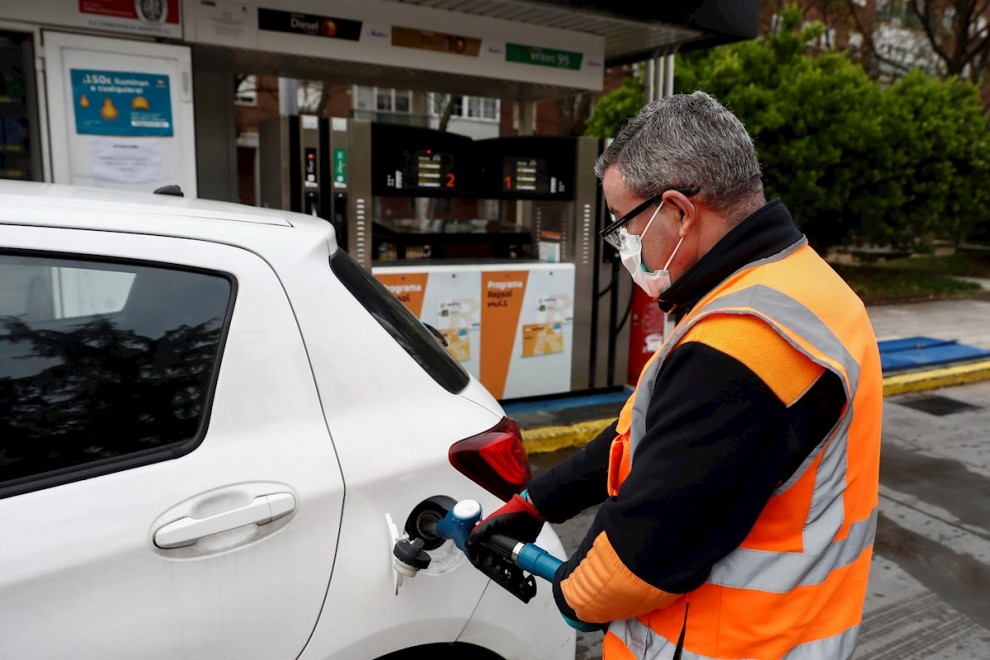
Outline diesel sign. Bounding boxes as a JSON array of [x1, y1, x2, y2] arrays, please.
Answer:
[[258, 8, 362, 41]]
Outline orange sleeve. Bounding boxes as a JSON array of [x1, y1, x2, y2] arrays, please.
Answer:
[[559, 531, 679, 623]]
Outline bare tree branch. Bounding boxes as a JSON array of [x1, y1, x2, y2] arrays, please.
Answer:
[[910, 0, 953, 65], [842, 0, 923, 76]]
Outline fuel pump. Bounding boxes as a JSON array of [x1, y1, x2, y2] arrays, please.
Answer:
[[258, 114, 323, 217]]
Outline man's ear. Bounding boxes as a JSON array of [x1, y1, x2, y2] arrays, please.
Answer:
[[664, 190, 697, 237]]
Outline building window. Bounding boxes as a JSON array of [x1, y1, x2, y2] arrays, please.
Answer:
[[355, 86, 412, 114], [235, 74, 257, 107], [376, 89, 392, 111], [429, 94, 500, 121], [467, 97, 498, 120]]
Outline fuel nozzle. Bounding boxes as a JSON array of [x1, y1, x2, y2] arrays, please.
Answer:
[[435, 499, 482, 552]]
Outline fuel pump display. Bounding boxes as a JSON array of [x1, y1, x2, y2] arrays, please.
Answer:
[[478, 137, 575, 202], [369, 124, 531, 261], [372, 124, 466, 197], [386, 149, 455, 191], [500, 155, 569, 197]]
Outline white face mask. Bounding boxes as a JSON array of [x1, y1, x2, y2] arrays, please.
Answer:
[[617, 201, 684, 298]]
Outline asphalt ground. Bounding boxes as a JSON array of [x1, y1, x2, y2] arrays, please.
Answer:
[[516, 299, 990, 659]]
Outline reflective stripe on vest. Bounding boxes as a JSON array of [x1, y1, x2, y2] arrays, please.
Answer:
[[607, 617, 862, 660]]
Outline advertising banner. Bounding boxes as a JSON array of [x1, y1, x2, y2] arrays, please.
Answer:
[[78, 0, 182, 38], [71, 69, 173, 137], [375, 263, 574, 399], [481, 271, 529, 399], [375, 269, 481, 375]]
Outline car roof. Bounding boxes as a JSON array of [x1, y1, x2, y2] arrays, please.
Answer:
[[0, 181, 336, 251]]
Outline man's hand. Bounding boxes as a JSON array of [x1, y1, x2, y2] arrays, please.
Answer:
[[466, 492, 545, 561]]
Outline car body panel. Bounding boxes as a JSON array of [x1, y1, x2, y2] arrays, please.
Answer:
[[0, 223, 345, 659], [0, 182, 575, 660], [458, 526, 575, 658]]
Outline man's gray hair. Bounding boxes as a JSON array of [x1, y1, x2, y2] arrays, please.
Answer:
[[595, 91, 764, 216]]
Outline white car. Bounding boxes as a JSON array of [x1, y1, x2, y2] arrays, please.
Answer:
[[0, 181, 574, 660]]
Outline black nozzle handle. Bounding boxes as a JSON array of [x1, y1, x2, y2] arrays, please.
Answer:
[[487, 533, 520, 559]]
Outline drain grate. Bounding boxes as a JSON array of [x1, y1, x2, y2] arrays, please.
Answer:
[[895, 394, 982, 416]]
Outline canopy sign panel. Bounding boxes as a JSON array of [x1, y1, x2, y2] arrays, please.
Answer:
[[186, 0, 605, 92], [0, 0, 183, 38]]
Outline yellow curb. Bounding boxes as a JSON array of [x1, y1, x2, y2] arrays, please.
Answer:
[[521, 360, 990, 454], [882, 359, 990, 396], [522, 418, 614, 455]]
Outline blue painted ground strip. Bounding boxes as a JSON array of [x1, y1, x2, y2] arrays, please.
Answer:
[[879, 336, 990, 372], [502, 389, 630, 415], [504, 337, 990, 414]]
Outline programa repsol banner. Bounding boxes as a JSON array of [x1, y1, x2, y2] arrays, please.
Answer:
[[258, 8, 362, 41]]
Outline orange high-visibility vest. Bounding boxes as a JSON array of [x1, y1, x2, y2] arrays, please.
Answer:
[[602, 239, 883, 660]]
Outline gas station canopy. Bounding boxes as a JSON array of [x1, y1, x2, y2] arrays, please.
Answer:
[[191, 0, 761, 101], [390, 0, 762, 64]]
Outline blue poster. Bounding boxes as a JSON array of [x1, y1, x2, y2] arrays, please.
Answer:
[[71, 69, 173, 137]]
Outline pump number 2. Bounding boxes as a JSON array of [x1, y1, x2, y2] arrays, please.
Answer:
[[445, 173, 456, 189]]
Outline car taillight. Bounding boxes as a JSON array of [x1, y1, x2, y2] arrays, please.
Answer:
[[449, 417, 531, 502]]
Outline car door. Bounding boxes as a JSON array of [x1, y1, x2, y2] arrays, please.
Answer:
[[0, 224, 345, 659]]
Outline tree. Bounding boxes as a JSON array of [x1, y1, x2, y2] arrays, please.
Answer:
[[583, 76, 645, 138], [680, 6, 990, 251], [677, 9, 889, 252], [880, 70, 990, 246], [585, 6, 990, 251], [296, 80, 331, 114], [429, 94, 460, 132], [761, 1, 990, 103], [907, 0, 990, 82]]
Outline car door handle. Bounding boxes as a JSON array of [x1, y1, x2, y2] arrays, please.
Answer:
[[154, 493, 296, 549]]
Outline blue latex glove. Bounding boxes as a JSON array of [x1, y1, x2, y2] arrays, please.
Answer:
[[562, 613, 606, 633]]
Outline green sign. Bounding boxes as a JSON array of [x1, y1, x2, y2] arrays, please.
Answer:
[[505, 43, 583, 71], [333, 148, 347, 188]]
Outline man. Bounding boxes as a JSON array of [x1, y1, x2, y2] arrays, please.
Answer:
[[467, 92, 883, 659]]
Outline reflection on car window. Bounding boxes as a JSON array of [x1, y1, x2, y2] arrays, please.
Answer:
[[0, 254, 232, 494], [329, 249, 469, 394]]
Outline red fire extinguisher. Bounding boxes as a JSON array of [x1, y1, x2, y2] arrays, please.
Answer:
[[626, 287, 667, 387]]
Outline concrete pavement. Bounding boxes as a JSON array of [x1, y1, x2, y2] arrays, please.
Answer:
[[519, 298, 990, 659]]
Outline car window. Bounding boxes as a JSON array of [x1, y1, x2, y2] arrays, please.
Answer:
[[329, 249, 469, 394], [0, 253, 233, 497]]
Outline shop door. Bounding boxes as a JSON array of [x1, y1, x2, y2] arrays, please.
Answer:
[[0, 28, 43, 182], [42, 31, 196, 195]]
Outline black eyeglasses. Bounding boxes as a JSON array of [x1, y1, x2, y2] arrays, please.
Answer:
[[600, 186, 700, 249]]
